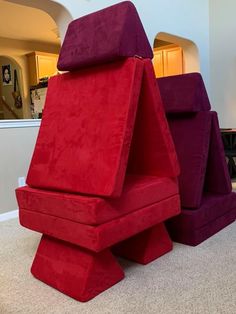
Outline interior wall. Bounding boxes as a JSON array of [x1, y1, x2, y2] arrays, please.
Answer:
[[209, 0, 236, 127], [0, 1, 68, 216], [0, 126, 39, 214], [0, 37, 60, 119]]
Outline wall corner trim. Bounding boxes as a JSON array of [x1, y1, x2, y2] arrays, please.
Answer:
[[0, 209, 19, 222], [0, 119, 41, 129]]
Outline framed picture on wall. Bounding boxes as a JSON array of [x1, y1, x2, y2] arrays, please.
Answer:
[[2, 64, 12, 86]]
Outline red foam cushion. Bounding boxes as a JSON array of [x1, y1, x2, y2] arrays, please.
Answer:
[[19, 194, 180, 252], [16, 175, 178, 225], [127, 60, 180, 178], [27, 58, 144, 197]]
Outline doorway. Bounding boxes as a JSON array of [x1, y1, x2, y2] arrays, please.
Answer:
[[0, 0, 72, 120], [153, 32, 200, 78]]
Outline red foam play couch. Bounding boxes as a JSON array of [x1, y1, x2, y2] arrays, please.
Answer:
[[16, 2, 180, 302]]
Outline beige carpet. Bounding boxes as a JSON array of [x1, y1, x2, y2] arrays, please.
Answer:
[[0, 219, 235, 314]]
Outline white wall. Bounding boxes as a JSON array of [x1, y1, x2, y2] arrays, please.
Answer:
[[209, 0, 236, 127], [0, 125, 39, 214]]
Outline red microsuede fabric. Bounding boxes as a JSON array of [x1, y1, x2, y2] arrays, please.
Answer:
[[204, 112, 232, 194], [16, 175, 178, 226], [157, 73, 211, 113], [166, 192, 236, 246], [26, 58, 144, 197], [167, 112, 212, 208], [31, 235, 124, 302], [57, 1, 153, 71], [127, 60, 180, 178], [112, 222, 173, 264], [19, 194, 180, 252]]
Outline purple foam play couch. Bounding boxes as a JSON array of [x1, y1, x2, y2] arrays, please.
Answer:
[[157, 73, 236, 246]]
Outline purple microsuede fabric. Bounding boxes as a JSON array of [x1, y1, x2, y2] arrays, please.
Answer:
[[157, 73, 211, 113], [58, 1, 153, 71], [167, 112, 212, 208], [204, 112, 232, 194], [158, 71, 235, 246], [166, 192, 236, 246]]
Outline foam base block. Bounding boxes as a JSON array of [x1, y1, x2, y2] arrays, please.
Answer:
[[113, 222, 172, 264], [31, 235, 124, 302], [20, 194, 180, 252]]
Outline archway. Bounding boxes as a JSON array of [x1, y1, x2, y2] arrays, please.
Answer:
[[0, 0, 73, 120], [153, 32, 200, 78], [6, 0, 73, 41]]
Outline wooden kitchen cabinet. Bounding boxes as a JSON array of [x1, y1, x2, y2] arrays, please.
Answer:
[[26, 51, 59, 86], [153, 45, 183, 78], [152, 50, 164, 78]]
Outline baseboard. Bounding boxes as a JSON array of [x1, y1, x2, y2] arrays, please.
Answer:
[[0, 209, 19, 222]]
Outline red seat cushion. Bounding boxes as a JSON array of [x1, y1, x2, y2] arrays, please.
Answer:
[[16, 175, 179, 225], [19, 194, 180, 252], [26, 58, 144, 197], [128, 60, 180, 178]]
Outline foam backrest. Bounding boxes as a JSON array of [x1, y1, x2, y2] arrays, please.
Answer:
[[157, 73, 211, 113], [128, 60, 180, 178], [58, 1, 153, 71], [168, 112, 212, 208], [27, 58, 144, 197], [204, 112, 232, 194]]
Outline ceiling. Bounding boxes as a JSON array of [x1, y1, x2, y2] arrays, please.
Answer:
[[0, 0, 60, 44]]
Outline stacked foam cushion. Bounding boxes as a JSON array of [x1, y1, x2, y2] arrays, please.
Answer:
[[158, 73, 236, 246], [16, 1, 180, 301]]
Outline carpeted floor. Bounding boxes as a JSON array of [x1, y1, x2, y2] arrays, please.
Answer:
[[0, 218, 235, 314]]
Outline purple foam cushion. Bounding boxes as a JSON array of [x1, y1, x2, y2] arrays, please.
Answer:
[[58, 1, 153, 71], [168, 112, 212, 208], [204, 112, 232, 194], [157, 73, 211, 113], [166, 192, 236, 245]]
